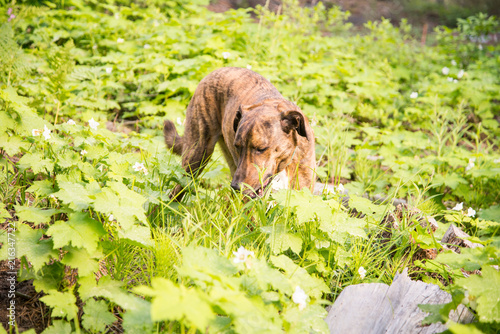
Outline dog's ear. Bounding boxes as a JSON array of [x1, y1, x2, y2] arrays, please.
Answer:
[[281, 110, 308, 140], [233, 105, 245, 132]]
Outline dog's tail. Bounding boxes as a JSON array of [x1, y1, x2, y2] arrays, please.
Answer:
[[163, 120, 184, 155]]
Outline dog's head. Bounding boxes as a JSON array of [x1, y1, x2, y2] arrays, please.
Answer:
[[231, 100, 310, 198]]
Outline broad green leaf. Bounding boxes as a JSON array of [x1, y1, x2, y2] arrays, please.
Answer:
[[54, 181, 92, 210], [61, 246, 101, 277], [479, 205, 500, 223], [348, 194, 388, 221], [456, 266, 500, 322], [135, 278, 214, 329], [41, 320, 72, 334], [283, 304, 329, 334], [209, 286, 283, 333], [177, 246, 239, 287], [40, 290, 78, 321], [46, 212, 106, 253], [435, 247, 493, 272], [26, 180, 54, 196], [14, 205, 59, 226], [318, 212, 367, 244], [264, 224, 302, 255], [270, 255, 329, 299], [0, 133, 29, 156], [273, 189, 338, 224], [249, 258, 293, 295], [18, 152, 55, 174], [82, 299, 116, 333], [449, 323, 485, 334], [118, 224, 153, 248], [432, 173, 468, 189], [16, 224, 57, 271]]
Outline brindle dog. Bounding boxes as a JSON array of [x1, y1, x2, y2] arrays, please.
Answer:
[[164, 67, 316, 200]]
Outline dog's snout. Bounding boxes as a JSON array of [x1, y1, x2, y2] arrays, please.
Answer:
[[230, 181, 240, 191]]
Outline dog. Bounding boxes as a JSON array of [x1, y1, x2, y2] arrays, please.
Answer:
[[164, 67, 316, 200]]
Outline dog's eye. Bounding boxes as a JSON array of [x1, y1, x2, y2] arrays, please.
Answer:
[[256, 147, 268, 153]]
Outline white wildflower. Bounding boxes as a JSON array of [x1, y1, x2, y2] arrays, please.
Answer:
[[453, 79, 458, 83], [451, 60, 457, 66], [80, 149, 87, 156], [410, 91, 418, 99], [49, 194, 58, 203], [447, 77, 453, 82], [108, 214, 115, 221], [233, 246, 255, 269], [366, 155, 383, 161], [105, 67, 112, 74], [222, 51, 231, 59], [67, 119, 76, 125], [452, 202, 463, 211], [465, 158, 475, 171], [358, 266, 367, 279], [42, 125, 51, 140], [442, 67, 450, 75], [144, 44, 151, 49], [88, 118, 99, 130], [32, 128, 42, 136], [246, 64, 252, 70], [467, 207, 476, 217], [117, 38, 125, 44], [292, 286, 308, 310], [176, 117, 183, 126], [457, 69, 464, 79], [478, 44, 483, 50], [270, 170, 289, 191], [132, 162, 149, 175], [337, 183, 345, 194]]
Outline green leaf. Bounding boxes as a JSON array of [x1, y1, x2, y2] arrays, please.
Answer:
[[318, 212, 367, 244], [61, 246, 100, 277], [54, 181, 92, 210], [46, 212, 105, 253], [26, 180, 55, 196], [118, 224, 153, 248], [435, 248, 492, 272], [419, 290, 464, 325], [432, 173, 468, 189], [16, 224, 57, 271], [449, 323, 485, 334], [40, 290, 78, 321], [0, 206, 11, 220], [270, 255, 329, 299], [0, 133, 29, 156], [456, 266, 500, 322], [14, 205, 59, 226], [249, 258, 293, 295], [177, 246, 239, 286], [82, 299, 116, 333], [479, 205, 500, 223], [348, 194, 388, 221], [41, 320, 73, 334], [135, 277, 214, 329], [18, 152, 55, 174], [283, 304, 329, 334], [273, 189, 338, 224], [264, 224, 303, 255]]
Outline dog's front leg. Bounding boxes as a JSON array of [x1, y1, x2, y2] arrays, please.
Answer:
[[170, 136, 218, 201]]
